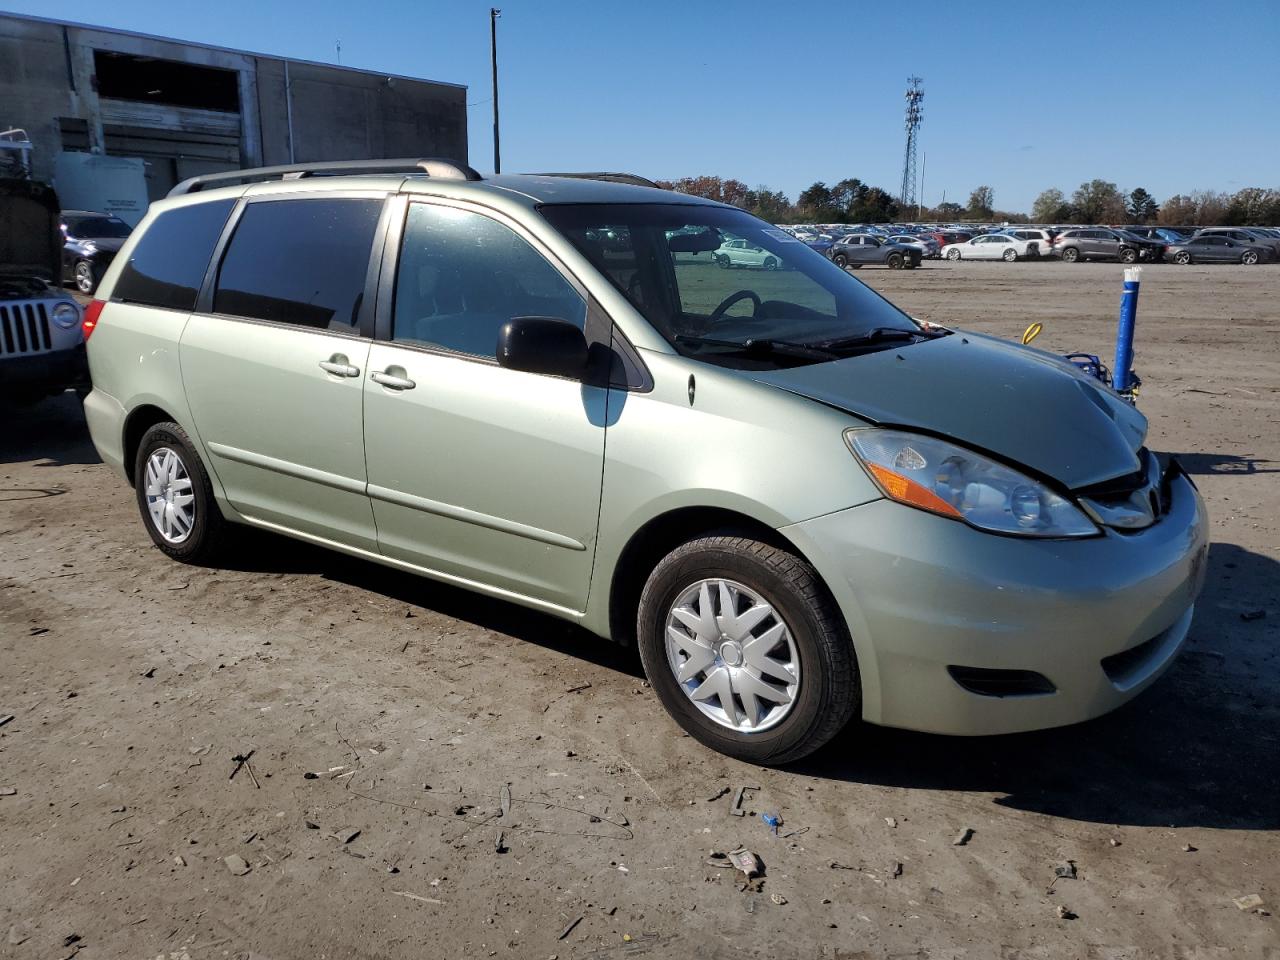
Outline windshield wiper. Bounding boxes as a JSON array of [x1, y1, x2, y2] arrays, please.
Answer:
[[815, 326, 935, 351], [675, 335, 840, 361]]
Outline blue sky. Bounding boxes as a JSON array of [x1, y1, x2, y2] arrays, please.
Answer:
[[12, 1, 1280, 211]]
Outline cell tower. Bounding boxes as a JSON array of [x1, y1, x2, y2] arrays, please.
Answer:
[[899, 76, 924, 209]]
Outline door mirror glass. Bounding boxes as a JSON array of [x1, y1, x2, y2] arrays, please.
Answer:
[[497, 316, 588, 380]]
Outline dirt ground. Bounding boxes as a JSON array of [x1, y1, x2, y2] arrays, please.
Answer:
[[2, 260, 1277, 960]]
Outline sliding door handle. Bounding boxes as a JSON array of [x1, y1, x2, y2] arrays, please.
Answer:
[[371, 367, 416, 390], [319, 354, 360, 377]]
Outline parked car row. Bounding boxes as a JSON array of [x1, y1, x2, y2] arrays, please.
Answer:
[[779, 221, 1280, 266]]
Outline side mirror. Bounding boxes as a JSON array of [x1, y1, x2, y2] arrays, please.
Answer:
[[497, 316, 589, 380]]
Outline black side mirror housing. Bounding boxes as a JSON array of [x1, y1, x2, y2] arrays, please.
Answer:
[[497, 316, 589, 380]]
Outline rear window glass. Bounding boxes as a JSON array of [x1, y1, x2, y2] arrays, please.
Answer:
[[113, 199, 234, 310], [213, 198, 382, 332]]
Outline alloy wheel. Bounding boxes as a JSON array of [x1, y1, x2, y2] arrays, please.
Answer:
[[144, 446, 196, 544], [664, 578, 800, 732], [74, 261, 95, 294]]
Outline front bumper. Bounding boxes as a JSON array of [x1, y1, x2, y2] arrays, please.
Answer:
[[0, 345, 88, 397], [784, 470, 1208, 735]]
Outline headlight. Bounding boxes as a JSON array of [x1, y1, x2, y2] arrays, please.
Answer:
[[846, 429, 1099, 538], [51, 301, 80, 329]]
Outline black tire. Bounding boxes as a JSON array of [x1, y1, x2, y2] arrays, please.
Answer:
[[832, 253, 848, 268], [637, 535, 859, 765], [1061, 246, 1080, 263], [133, 421, 231, 564], [715, 254, 729, 269], [73, 259, 99, 295], [947, 248, 961, 261], [886, 252, 904, 270], [763, 257, 778, 271], [1119, 247, 1138, 264], [1174, 251, 1191, 265], [1241, 250, 1259, 265]]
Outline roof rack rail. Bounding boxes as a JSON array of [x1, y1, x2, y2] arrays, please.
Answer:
[[168, 158, 483, 197], [531, 172, 662, 190]]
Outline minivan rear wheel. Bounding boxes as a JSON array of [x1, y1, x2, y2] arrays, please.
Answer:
[[134, 421, 230, 564], [637, 535, 859, 765]]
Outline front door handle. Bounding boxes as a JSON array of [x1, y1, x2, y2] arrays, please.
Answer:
[[319, 353, 360, 377], [371, 366, 416, 391]]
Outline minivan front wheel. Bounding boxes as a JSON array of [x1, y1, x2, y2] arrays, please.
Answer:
[[637, 536, 859, 765], [134, 421, 229, 563]]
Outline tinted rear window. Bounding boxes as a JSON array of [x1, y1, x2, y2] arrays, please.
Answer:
[[113, 199, 234, 310], [213, 198, 382, 332]]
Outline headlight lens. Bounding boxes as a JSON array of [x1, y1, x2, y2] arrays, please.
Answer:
[[846, 429, 1099, 538], [51, 301, 81, 329]]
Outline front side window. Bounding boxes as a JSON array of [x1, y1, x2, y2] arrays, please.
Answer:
[[213, 198, 383, 332], [113, 199, 234, 311], [541, 203, 920, 369], [392, 203, 585, 359]]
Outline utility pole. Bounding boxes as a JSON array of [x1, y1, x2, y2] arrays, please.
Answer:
[[490, 8, 501, 174], [918, 151, 926, 220]]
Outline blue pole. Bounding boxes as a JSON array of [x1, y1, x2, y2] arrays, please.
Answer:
[[1112, 266, 1141, 395]]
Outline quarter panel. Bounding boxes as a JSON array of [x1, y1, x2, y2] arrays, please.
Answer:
[[83, 301, 200, 474]]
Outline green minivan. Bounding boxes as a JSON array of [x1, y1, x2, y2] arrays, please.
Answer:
[[82, 160, 1207, 764]]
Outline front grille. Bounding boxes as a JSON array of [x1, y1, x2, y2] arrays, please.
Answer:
[[0, 301, 53, 357], [1076, 448, 1172, 531]]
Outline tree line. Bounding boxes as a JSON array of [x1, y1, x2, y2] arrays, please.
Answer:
[[655, 175, 1280, 226]]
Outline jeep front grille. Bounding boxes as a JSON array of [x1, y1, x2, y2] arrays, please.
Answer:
[[0, 301, 53, 357]]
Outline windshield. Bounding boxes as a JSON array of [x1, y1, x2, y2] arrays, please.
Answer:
[[66, 215, 132, 239], [540, 203, 920, 367]]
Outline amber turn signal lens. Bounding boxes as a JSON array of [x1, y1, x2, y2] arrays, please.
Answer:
[[866, 462, 963, 519]]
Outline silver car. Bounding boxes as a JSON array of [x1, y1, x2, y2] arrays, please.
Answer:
[[81, 160, 1208, 764]]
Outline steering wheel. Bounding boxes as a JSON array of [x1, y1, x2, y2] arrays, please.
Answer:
[[707, 289, 761, 326]]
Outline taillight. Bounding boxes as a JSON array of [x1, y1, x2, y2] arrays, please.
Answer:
[[82, 299, 105, 340]]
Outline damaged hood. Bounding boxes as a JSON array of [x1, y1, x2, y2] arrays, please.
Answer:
[[752, 331, 1148, 490], [0, 178, 61, 283]]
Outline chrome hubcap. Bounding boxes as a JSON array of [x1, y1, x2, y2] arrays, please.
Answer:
[[144, 447, 195, 544], [664, 578, 800, 732]]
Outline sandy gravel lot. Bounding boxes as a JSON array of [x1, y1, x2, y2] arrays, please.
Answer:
[[1, 260, 1277, 959]]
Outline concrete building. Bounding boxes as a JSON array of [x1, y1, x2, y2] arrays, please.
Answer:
[[0, 12, 468, 202]]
